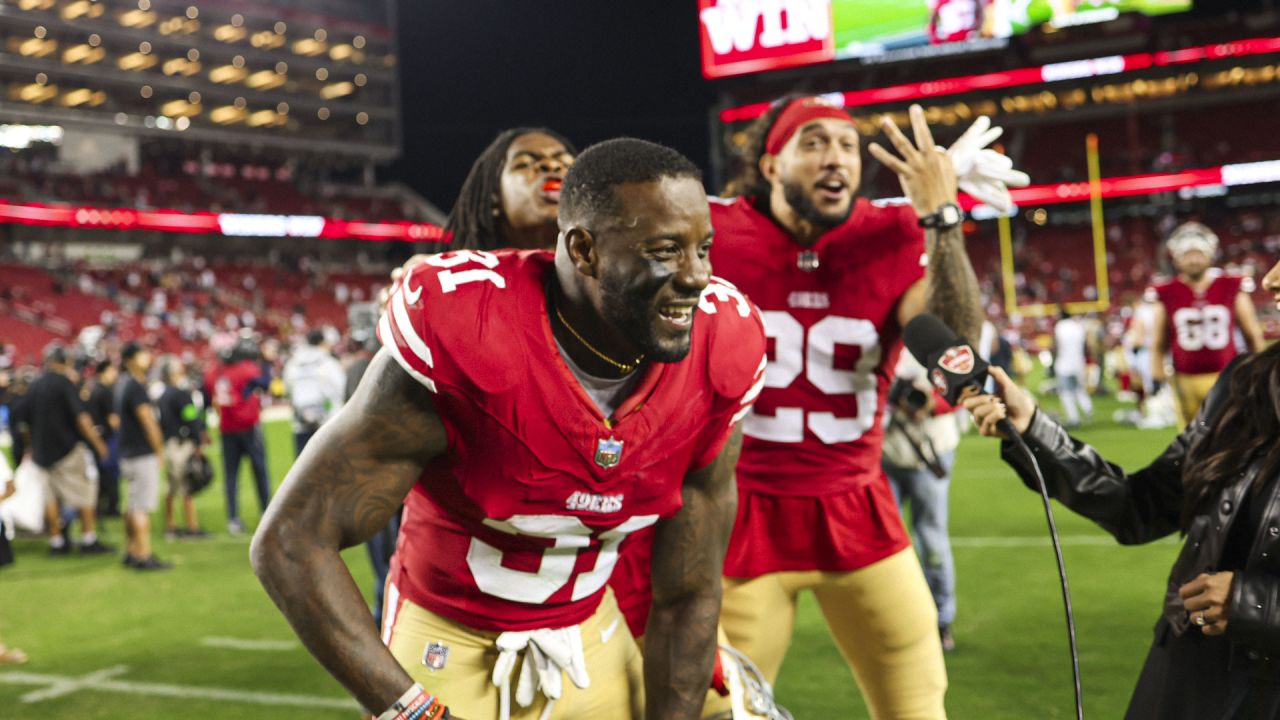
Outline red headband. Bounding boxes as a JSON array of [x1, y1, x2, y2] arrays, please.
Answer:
[[764, 97, 854, 156]]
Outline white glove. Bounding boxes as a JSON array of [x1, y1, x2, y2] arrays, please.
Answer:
[[945, 116, 1030, 214]]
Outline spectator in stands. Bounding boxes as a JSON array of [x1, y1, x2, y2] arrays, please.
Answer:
[[13, 343, 111, 556], [115, 342, 170, 571], [85, 359, 121, 519], [282, 329, 345, 455], [208, 336, 272, 536], [156, 355, 209, 541], [1053, 307, 1094, 427], [882, 354, 964, 653]]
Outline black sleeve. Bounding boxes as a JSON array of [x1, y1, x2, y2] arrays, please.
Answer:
[[124, 380, 148, 418], [62, 378, 86, 418], [999, 359, 1240, 545]]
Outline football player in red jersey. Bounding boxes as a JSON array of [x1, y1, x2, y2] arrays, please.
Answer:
[[1150, 221, 1265, 427], [251, 138, 767, 720], [696, 98, 987, 719]]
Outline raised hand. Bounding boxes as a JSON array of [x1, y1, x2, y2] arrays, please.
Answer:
[[868, 104, 958, 218]]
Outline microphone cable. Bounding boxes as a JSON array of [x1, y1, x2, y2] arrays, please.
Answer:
[[1003, 421, 1084, 720]]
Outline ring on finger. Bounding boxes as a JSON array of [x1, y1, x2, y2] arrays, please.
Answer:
[[1193, 612, 1207, 627]]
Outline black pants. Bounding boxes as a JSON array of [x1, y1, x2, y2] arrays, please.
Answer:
[[96, 435, 121, 516], [293, 426, 319, 457], [221, 427, 270, 522], [0, 522, 13, 568], [1127, 618, 1280, 719]]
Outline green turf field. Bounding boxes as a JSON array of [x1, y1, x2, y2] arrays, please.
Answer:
[[1, 388, 1181, 718]]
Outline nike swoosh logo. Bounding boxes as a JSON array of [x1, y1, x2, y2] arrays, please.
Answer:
[[600, 618, 620, 644], [403, 277, 423, 305]]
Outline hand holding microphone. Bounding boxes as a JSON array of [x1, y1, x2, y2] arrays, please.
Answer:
[[964, 366, 1036, 439], [902, 313, 1035, 439]]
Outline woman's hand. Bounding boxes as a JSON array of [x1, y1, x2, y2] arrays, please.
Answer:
[[1180, 572, 1234, 636], [960, 366, 1037, 439]]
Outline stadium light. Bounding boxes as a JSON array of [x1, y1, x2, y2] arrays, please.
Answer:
[[118, 9, 157, 28], [118, 52, 158, 71], [320, 82, 354, 99], [63, 43, 106, 64], [209, 64, 248, 84], [246, 70, 285, 89]]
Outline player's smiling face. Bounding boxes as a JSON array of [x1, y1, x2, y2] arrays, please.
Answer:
[[499, 132, 574, 242], [597, 176, 713, 363], [766, 118, 861, 229]]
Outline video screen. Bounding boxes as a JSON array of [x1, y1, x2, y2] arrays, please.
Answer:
[[833, 0, 1192, 59]]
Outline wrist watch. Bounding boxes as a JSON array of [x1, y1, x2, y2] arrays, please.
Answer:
[[918, 202, 962, 230]]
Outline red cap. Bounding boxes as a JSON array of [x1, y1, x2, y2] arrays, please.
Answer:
[[764, 97, 855, 156]]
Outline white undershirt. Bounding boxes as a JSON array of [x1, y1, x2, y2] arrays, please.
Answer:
[[554, 338, 641, 418]]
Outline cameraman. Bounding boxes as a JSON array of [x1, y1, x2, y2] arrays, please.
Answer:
[[882, 355, 963, 652]]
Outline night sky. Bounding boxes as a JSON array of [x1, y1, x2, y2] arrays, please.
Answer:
[[388, 1, 718, 212]]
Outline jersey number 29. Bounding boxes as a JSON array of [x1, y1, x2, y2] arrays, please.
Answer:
[[744, 311, 881, 444]]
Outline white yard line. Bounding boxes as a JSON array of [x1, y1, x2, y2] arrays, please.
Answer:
[[0, 666, 358, 710], [200, 636, 299, 652], [18, 665, 128, 703]]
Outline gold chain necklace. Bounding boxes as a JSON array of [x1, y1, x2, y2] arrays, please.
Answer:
[[554, 304, 645, 375]]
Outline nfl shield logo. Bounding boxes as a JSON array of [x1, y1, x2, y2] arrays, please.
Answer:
[[422, 641, 449, 671], [595, 437, 624, 469]]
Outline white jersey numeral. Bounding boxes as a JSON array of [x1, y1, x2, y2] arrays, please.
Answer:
[[744, 311, 881, 444], [425, 250, 506, 293], [1173, 304, 1231, 352], [466, 514, 659, 605]]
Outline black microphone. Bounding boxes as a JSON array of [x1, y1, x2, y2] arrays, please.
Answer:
[[904, 312, 1085, 720], [903, 313, 1018, 437]]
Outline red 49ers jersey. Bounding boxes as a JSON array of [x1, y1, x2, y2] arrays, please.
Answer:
[[1152, 272, 1243, 375], [377, 249, 766, 632], [709, 196, 926, 497], [708, 196, 925, 578]]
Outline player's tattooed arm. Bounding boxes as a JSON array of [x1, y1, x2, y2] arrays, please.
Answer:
[[644, 424, 743, 720], [250, 350, 447, 714], [922, 222, 984, 342], [869, 104, 984, 341]]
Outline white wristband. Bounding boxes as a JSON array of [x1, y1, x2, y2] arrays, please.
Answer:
[[376, 683, 427, 720]]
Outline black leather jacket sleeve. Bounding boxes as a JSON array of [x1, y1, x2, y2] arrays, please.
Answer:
[[998, 396, 1216, 546], [1230, 570, 1280, 655]]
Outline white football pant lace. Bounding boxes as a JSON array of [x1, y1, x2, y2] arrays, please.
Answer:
[[492, 626, 590, 720]]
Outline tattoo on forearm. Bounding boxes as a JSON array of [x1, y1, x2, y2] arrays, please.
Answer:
[[643, 427, 741, 720], [925, 224, 984, 342], [252, 352, 444, 713]]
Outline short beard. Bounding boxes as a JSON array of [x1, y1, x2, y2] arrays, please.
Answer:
[[782, 180, 852, 229], [599, 268, 694, 364]]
